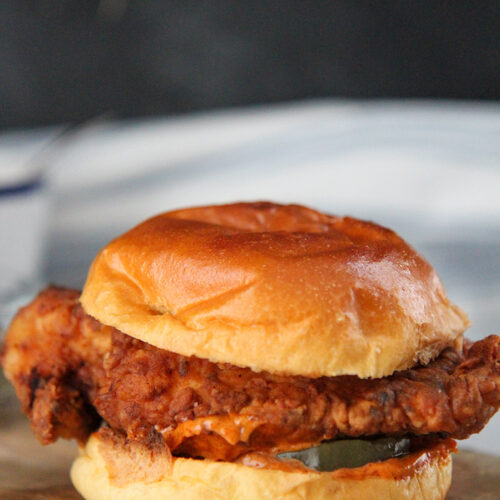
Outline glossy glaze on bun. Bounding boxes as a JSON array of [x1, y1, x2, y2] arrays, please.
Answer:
[[71, 431, 453, 500], [81, 202, 469, 378]]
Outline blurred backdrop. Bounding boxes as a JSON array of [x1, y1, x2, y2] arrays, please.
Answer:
[[1, 1, 499, 129], [0, 1, 499, 456]]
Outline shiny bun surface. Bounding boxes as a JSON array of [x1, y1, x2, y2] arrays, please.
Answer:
[[81, 202, 468, 377]]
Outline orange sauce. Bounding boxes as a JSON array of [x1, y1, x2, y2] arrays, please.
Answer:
[[331, 438, 456, 480], [238, 438, 456, 479], [159, 414, 263, 449]]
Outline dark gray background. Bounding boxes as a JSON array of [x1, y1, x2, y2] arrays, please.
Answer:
[[1, 1, 499, 129]]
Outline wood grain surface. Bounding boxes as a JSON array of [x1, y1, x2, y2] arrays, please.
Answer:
[[1, 381, 499, 499]]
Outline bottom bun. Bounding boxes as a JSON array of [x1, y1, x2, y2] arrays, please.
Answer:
[[71, 432, 454, 500]]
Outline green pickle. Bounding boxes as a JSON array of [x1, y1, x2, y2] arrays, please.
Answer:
[[278, 437, 411, 472]]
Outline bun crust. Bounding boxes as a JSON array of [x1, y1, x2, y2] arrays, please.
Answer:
[[71, 432, 453, 500], [81, 202, 469, 378]]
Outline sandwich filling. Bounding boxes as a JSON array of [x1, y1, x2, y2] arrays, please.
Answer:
[[277, 436, 411, 471], [2, 287, 499, 469]]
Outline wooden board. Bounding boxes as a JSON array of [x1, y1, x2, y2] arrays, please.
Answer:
[[1, 385, 499, 499]]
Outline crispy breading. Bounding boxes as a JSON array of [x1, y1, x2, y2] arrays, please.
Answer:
[[1, 288, 111, 443], [1, 288, 499, 460]]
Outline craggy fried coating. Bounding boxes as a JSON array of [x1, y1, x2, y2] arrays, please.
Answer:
[[1, 288, 499, 460], [1, 288, 112, 443]]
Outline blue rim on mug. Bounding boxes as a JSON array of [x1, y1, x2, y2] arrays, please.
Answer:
[[0, 178, 43, 197]]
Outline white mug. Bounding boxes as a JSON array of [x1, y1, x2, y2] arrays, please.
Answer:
[[0, 168, 49, 332]]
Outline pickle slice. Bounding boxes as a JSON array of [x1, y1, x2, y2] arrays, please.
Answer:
[[278, 437, 411, 472]]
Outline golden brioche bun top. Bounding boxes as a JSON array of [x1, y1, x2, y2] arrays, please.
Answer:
[[81, 202, 469, 378]]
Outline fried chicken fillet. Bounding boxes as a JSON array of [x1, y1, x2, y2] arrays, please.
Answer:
[[2, 287, 499, 461]]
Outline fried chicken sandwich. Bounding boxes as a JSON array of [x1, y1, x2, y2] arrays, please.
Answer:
[[1, 202, 499, 499]]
